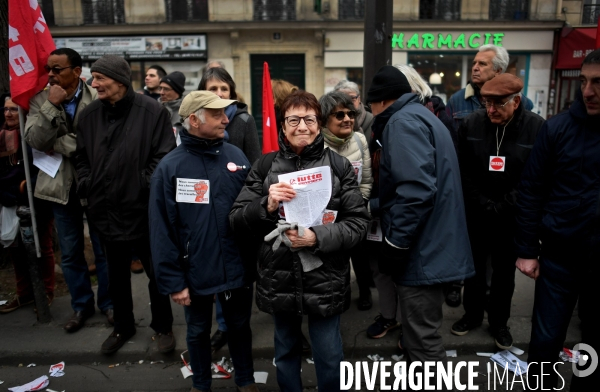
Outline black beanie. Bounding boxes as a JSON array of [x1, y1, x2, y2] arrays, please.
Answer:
[[90, 55, 131, 87], [366, 65, 412, 103], [161, 71, 186, 97]]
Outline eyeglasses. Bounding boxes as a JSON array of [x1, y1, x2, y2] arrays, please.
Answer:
[[44, 65, 75, 74], [482, 98, 513, 109], [348, 95, 359, 101], [160, 86, 173, 92], [3, 107, 18, 114], [284, 115, 318, 127], [330, 110, 356, 121]]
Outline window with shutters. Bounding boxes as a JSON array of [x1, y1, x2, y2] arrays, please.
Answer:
[[81, 0, 125, 25], [253, 0, 296, 21], [165, 0, 208, 22], [339, 0, 364, 20], [582, 0, 600, 25], [489, 0, 529, 21], [419, 0, 460, 21]]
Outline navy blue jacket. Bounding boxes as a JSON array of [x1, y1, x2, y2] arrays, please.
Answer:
[[149, 129, 250, 296], [375, 93, 475, 286], [516, 97, 600, 260]]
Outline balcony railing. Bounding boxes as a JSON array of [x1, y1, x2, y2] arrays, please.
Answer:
[[582, 5, 600, 25]]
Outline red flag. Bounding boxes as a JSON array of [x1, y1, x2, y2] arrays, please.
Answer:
[[262, 62, 278, 154], [8, 0, 56, 110], [597, 16, 600, 49]]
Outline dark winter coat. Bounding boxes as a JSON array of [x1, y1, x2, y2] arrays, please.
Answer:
[[458, 104, 545, 224], [516, 96, 600, 260], [227, 103, 261, 165], [229, 131, 369, 317], [75, 87, 176, 241], [374, 93, 474, 286], [149, 129, 250, 296]]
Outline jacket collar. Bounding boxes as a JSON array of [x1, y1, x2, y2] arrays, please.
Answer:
[[278, 129, 325, 161], [371, 93, 420, 149], [179, 128, 223, 154], [160, 97, 182, 110], [101, 86, 135, 117]]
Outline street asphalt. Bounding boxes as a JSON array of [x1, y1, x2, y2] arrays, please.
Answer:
[[0, 266, 582, 391]]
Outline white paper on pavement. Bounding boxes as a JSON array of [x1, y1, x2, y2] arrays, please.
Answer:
[[508, 346, 525, 356], [278, 166, 331, 227], [8, 375, 49, 392], [49, 361, 65, 377], [490, 350, 528, 374], [254, 371, 269, 384], [180, 365, 193, 379], [32, 149, 62, 179], [0, 300, 6, 306]]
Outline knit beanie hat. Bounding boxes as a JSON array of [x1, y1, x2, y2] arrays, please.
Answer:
[[366, 65, 412, 103], [90, 55, 131, 87], [161, 71, 186, 97]]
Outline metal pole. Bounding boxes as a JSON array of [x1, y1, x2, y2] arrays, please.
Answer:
[[362, 0, 393, 97], [17, 106, 51, 322]]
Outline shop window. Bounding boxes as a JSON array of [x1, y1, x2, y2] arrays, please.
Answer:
[[165, 0, 208, 22], [339, 0, 365, 20], [39, 0, 55, 26], [254, 0, 296, 21], [582, 0, 600, 25], [558, 72, 580, 114], [419, 0, 460, 21], [408, 54, 464, 102], [81, 0, 125, 24], [489, 0, 529, 21]]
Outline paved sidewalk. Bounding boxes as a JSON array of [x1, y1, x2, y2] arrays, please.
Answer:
[[0, 269, 581, 365]]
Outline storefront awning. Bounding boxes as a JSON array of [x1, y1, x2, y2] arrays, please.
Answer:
[[556, 28, 597, 69]]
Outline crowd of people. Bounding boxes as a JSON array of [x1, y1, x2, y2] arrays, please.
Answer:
[[0, 43, 598, 391]]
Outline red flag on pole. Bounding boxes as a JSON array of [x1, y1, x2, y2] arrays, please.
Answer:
[[596, 16, 600, 49], [8, 0, 56, 111], [262, 62, 279, 154]]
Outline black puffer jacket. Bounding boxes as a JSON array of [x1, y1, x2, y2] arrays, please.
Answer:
[[229, 131, 369, 317]]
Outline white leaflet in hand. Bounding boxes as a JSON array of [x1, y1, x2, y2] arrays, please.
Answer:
[[8, 375, 49, 392], [366, 219, 383, 242], [278, 166, 331, 227], [32, 149, 62, 179]]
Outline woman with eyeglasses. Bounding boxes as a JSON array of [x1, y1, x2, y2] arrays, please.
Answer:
[[230, 90, 369, 391], [319, 91, 374, 311], [0, 96, 56, 314], [333, 80, 375, 146]]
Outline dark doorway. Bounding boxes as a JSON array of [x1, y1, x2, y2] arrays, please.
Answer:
[[250, 54, 305, 141]]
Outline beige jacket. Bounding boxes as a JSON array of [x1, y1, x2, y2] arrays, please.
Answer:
[[323, 129, 373, 200], [24, 82, 97, 205]]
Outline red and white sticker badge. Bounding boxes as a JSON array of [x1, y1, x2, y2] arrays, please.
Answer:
[[489, 156, 506, 172], [227, 162, 247, 172]]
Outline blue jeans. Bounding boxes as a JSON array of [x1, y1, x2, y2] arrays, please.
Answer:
[[184, 286, 255, 391], [527, 255, 599, 391], [52, 195, 111, 312], [215, 296, 227, 332], [273, 313, 343, 392]]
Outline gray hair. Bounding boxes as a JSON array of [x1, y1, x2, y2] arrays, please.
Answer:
[[479, 44, 509, 73], [318, 91, 355, 125], [333, 80, 360, 96], [182, 108, 206, 130], [394, 64, 432, 102]]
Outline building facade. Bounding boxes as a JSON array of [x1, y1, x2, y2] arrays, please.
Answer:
[[44, 0, 567, 133]]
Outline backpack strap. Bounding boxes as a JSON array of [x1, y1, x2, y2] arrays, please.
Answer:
[[256, 151, 278, 181], [352, 132, 364, 160], [327, 148, 346, 181]]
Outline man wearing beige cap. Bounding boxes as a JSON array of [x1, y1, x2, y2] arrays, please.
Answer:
[[149, 91, 258, 392], [453, 73, 545, 349]]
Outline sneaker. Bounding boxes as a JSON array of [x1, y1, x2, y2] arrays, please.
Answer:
[[445, 286, 461, 307], [0, 295, 34, 314], [492, 326, 513, 350], [153, 331, 176, 353], [131, 259, 144, 274], [367, 314, 400, 339], [210, 329, 227, 351], [450, 316, 482, 336]]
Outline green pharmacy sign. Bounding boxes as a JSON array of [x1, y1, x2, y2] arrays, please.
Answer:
[[392, 33, 505, 49]]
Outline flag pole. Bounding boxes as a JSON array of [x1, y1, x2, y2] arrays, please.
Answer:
[[18, 106, 41, 258]]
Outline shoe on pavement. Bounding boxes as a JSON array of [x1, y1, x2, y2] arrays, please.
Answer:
[[102, 308, 115, 325], [153, 331, 176, 353], [64, 309, 95, 333], [357, 289, 372, 311], [445, 286, 462, 307], [101, 329, 136, 354], [450, 316, 482, 336], [210, 329, 227, 351], [492, 326, 513, 350], [301, 331, 311, 354], [131, 259, 144, 274], [0, 295, 34, 314], [237, 383, 260, 392], [367, 314, 400, 339]]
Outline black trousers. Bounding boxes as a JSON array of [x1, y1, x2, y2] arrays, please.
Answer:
[[103, 235, 173, 334], [350, 239, 374, 293], [463, 214, 516, 328]]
